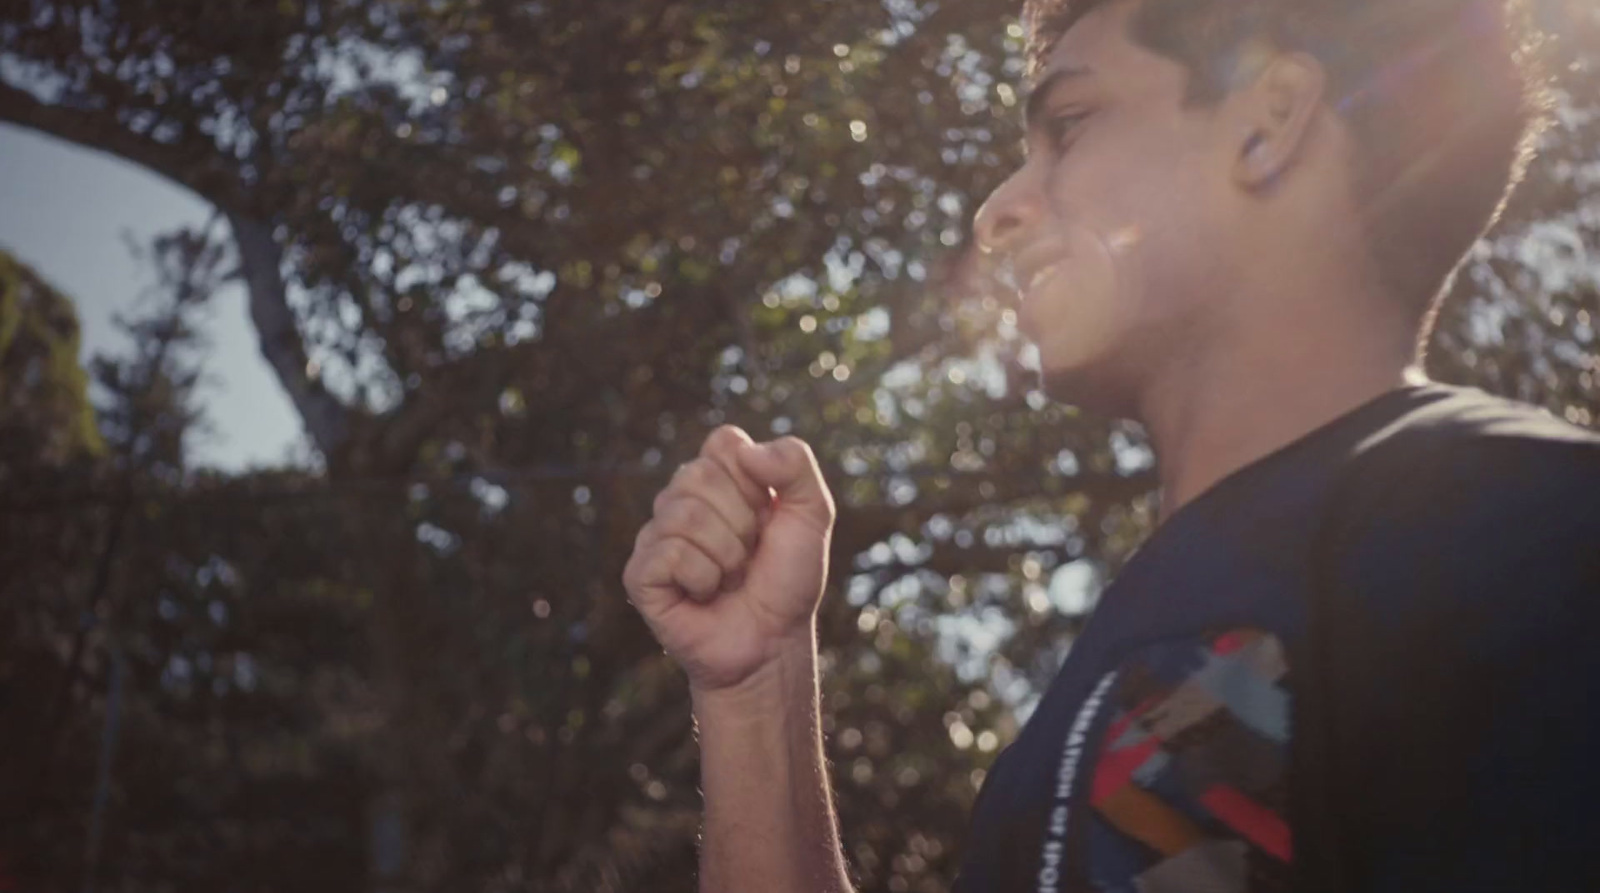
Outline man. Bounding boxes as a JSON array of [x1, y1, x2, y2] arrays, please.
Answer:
[[622, 0, 1600, 890]]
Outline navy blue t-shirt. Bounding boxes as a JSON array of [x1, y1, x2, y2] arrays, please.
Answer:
[[952, 383, 1600, 893]]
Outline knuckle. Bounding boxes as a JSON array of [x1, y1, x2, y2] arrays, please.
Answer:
[[698, 563, 724, 593], [776, 435, 814, 463], [661, 538, 686, 566], [680, 459, 713, 488], [733, 516, 759, 548], [622, 554, 649, 591], [676, 551, 715, 592], [670, 498, 704, 529], [677, 548, 706, 577], [652, 487, 674, 517], [725, 535, 750, 569], [701, 535, 734, 571], [705, 424, 752, 456]]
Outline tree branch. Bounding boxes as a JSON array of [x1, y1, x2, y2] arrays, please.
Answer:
[[0, 83, 359, 460], [0, 82, 243, 209], [227, 212, 357, 459]]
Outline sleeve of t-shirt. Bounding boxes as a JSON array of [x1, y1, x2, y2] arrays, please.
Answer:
[[1309, 433, 1600, 892]]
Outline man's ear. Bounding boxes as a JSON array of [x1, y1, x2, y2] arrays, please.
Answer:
[[1233, 52, 1327, 189]]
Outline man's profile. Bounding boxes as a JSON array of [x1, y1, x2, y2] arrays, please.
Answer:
[[622, 1, 1600, 890]]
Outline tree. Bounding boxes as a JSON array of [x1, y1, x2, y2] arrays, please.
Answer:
[[0, 249, 102, 471], [1, 1, 1595, 890], [0, 248, 105, 884], [0, 232, 372, 891]]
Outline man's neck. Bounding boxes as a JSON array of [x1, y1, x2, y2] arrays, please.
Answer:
[[1138, 310, 1425, 527]]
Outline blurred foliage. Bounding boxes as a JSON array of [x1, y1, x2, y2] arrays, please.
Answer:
[[0, 250, 103, 470], [0, 1, 1597, 891], [0, 230, 372, 889]]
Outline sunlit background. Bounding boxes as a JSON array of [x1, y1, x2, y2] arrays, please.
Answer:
[[1, 2, 1596, 890]]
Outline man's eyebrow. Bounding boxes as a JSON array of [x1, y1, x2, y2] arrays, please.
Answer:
[[1022, 65, 1093, 131]]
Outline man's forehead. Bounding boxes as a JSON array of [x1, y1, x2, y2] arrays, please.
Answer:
[[1033, 0, 1137, 83]]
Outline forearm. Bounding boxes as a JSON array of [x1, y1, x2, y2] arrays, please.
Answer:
[[691, 631, 854, 893]]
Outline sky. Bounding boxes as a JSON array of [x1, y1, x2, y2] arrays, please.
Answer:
[[0, 123, 304, 470]]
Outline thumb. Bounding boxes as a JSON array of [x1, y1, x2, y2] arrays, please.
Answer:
[[735, 437, 835, 520]]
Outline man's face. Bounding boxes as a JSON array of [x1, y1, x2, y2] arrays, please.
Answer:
[[975, 1, 1231, 414]]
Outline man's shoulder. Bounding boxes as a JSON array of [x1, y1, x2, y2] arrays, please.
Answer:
[[1296, 388, 1600, 893], [1316, 383, 1600, 612], [1339, 382, 1600, 510], [1355, 381, 1600, 457]]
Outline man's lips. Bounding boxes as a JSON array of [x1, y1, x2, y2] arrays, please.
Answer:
[[1013, 244, 1068, 303], [1024, 263, 1065, 299]]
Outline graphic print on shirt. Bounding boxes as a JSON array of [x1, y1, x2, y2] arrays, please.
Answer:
[[1036, 669, 1120, 893], [1079, 628, 1292, 893]]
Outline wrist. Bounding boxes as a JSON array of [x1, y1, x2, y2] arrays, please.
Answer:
[[690, 629, 819, 721]]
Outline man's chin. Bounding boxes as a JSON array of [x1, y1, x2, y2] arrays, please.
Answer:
[[1036, 357, 1139, 420]]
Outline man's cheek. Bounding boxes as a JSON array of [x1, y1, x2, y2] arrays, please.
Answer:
[[1033, 220, 1127, 367]]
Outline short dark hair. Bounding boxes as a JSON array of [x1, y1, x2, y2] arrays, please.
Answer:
[[1023, 0, 1548, 346]]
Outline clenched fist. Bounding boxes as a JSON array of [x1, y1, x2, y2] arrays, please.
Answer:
[[623, 425, 837, 693]]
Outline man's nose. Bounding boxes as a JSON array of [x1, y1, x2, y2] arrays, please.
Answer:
[[973, 173, 1041, 256]]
